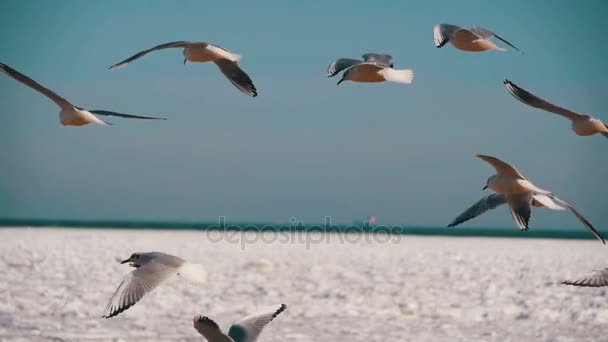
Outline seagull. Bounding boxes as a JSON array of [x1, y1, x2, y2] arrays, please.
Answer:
[[109, 41, 257, 97], [504, 80, 608, 139], [562, 269, 608, 287], [327, 53, 414, 85], [454, 154, 605, 244], [103, 252, 207, 318], [193, 304, 286, 342], [0, 62, 166, 126], [433, 24, 521, 53]]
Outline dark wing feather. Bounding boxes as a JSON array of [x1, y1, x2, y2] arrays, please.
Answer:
[[507, 193, 532, 231], [109, 41, 192, 69], [102, 261, 175, 318], [448, 193, 508, 228], [470, 26, 522, 52], [562, 269, 608, 287], [504, 80, 584, 121], [193, 315, 232, 341], [327, 58, 362, 77], [0, 62, 74, 109], [90, 110, 167, 120], [214, 59, 258, 97]]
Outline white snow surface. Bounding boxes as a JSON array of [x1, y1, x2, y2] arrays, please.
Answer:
[[0, 228, 606, 341]]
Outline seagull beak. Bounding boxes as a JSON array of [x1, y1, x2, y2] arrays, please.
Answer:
[[482, 185, 488, 190], [120, 258, 131, 264]]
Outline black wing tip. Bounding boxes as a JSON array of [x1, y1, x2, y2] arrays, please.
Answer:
[[273, 304, 287, 318]]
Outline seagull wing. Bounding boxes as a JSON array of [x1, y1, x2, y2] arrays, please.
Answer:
[[102, 260, 178, 318], [448, 193, 508, 227], [89, 110, 167, 120], [470, 26, 521, 52], [0, 62, 75, 110], [327, 58, 363, 77], [213, 59, 258, 97], [193, 315, 234, 342], [362, 53, 393, 67], [504, 80, 584, 121], [476, 154, 525, 179], [550, 196, 605, 244], [507, 193, 532, 231], [109, 41, 193, 69], [433, 24, 461, 48], [563, 269, 608, 287], [228, 304, 287, 342]]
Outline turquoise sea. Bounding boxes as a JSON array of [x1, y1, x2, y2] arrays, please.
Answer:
[[0, 218, 596, 241]]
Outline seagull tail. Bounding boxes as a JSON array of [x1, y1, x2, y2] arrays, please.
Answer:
[[178, 262, 208, 284], [382, 69, 414, 84]]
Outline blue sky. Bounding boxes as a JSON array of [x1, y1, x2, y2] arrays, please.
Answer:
[[1, 0, 607, 229]]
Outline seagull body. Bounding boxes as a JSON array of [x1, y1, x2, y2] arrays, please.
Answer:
[[103, 252, 207, 318], [110, 41, 257, 97], [327, 53, 414, 85], [455, 154, 605, 243], [0, 62, 165, 126], [433, 24, 521, 53], [563, 269, 608, 287], [193, 304, 286, 342], [504, 80, 608, 138]]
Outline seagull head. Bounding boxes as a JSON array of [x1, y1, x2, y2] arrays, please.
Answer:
[[482, 176, 495, 191], [120, 252, 147, 268]]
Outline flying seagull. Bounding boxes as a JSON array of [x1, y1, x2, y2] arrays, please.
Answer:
[[562, 269, 608, 287], [0, 62, 166, 126], [433, 24, 521, 53], [193, 304, 287, 342], [327, 53, 414, 85], [505, 80, 608, 139], [103, 252, 207, 318], [109, 41, 257, 97], [453, 154, 605, 244]]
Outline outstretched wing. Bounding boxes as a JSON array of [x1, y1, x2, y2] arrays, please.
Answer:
[[0, 62, 75, 110], [551, 196, 605, 244], [362, 53, 393, 67], [89, 110, 167, 120], [228, 304, 287, 342], [109, 41, 194, 69], [504, 80, 585, 121], [327, 58, 362, 77], [470, 26, 521, 52], [476, 154, 525, 179], [214, 59, 258, 97], [193, 315, 233, 341], [102, 260, 176, 318], [448, 193, 508, 228], [433, 24, 461, 48], [507, 193, 532, 231], [562, 268, 608, 287]]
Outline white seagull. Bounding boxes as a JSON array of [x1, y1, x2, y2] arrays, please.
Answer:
[[562, 268, 608, 287], [433, 24, 521, 52], [103, 252, 207, 318], [193, 304, 287, 342], [109, 41, 257, 97], [327, 53, 414, 86], [452, 154, 605, 244], [505, 80, 608, 139], [0, 62, 166, 126]]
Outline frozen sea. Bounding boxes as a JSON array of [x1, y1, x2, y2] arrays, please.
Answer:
[[0, 228, 606, 341]]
